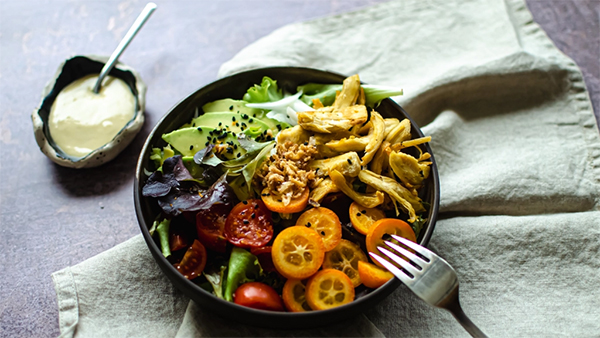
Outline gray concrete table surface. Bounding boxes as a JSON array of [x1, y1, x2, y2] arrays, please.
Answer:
[[0, 0, 598, 337]]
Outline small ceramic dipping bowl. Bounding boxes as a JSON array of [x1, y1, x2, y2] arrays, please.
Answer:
[[32, 55, 146, 169]]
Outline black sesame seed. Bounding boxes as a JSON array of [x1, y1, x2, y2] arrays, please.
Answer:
[[361, 210, 367, 214], [229, 105, 234, 110], [254, 204, 259, 209], [356, 212, 362, 217], [251, 213, 255, 219], [192, 123, 196, 127], [218, 122, 222, 126], [320, 231, 325, 236], [205, 141, 209, 146], [243, 220, 249, 224], [197, 127, 203, 132], [249, 118, 254, 123], [243, 200, 248, 204], [266, 136, 272, 141], [261, 193, 268, 196], [234, 144, 238, 149], [189, 145, 194, 150], [347, 159, 352, 165], [303, 142, 308, 146], [306, 222, 311, 227], [232, 116, 236, 122], [277, 124, 282, 131]]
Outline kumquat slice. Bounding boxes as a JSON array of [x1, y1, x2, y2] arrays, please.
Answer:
[[323, 239, 368, 287], [272, 226, 325, 279], [282, 279, 312, 312], [305, 269, 355, 310], [366, 218, 416, 268], [349, 202, 386, 235], [358, 261, 394, 289], [296, 207, 342, 252]]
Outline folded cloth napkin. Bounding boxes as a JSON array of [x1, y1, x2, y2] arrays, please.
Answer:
[[53, 0, 600, 336]]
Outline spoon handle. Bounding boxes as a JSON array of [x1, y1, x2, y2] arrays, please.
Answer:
[[93, 2, 157, 93]]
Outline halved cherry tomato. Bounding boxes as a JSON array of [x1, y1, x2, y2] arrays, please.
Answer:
[[224, 200, 273, 248], [272, 226, 325, 279], [233, 282, 285, 312], [366, 218, 416, 268], [196, 203, 230, 253], [174, 240, 207, 280], [296, 207, 342, 252], [282, 279, 311, 312], [305, 269, 355, 310], [261, 188, 309, 214], [349, 202, 386, 235], [323, 239, 368, 287], [169, 232, 189, 252], [358, 261, 394, 289], [250, 246, 276, 273]]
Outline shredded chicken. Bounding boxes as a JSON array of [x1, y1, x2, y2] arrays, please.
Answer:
[[257, 140, 320, 206]]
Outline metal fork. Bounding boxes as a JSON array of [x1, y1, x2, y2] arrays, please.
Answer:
[[369, 235, 487, 337]]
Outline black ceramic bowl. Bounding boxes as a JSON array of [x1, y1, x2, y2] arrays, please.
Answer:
[[134, 67, 440, 329]]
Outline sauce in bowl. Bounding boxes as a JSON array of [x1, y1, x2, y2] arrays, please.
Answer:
[[48, 74, 135, 158]]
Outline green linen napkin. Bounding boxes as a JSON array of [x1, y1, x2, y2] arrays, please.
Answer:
[[53, 0, 600, 336]]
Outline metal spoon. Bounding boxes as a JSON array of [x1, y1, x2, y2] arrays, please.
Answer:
[[93, 2, 157, 94]]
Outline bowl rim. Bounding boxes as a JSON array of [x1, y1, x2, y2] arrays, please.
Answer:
[[134, 66, 440, 325]]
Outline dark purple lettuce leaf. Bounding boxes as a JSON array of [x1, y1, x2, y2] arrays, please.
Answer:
[[142, 155, 193, 198], [163, 155, 194, 181], [142, 171, 179, 197], [157, 181, 207, 216], [195, 174, 240, 211]]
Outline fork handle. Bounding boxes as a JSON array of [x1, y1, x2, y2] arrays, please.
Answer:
[[447, 303, 487, 338]]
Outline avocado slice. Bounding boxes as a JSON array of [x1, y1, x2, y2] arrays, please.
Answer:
[[162, 126, 246, 160], [183, 112, 270, 138], [202, 99, 264, 116], [202, 98, 291, 133]]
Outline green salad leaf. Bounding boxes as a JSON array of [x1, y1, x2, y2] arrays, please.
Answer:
[[243, 76, 284, 103], [298, 83, 404, 107], [155, 218, 171, 258], [150, 145, 175, 169], [203, 258, 228, 299], [223, 247, 263, 302]]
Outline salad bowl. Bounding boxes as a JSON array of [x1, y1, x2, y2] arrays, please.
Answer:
[[134, 67, 440, 329]]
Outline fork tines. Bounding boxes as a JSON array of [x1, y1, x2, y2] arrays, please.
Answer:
[[369, 235, 434, 284]]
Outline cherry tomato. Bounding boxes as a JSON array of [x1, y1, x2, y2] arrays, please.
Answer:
[[169, 232, 189, 252], [250, 246, 276, 273], [272, 226, 325, 279], [296, 207, 342, 252], [174, 240, 207, 280], [224, 200, 273, 248], [196, 203, 230, 253], [233, 282, 285, 311], [305, 269, 355, 310]]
